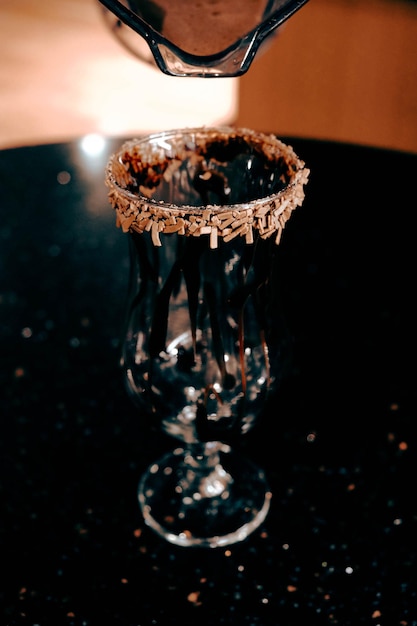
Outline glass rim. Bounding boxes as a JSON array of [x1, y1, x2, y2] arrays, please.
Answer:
[[105, 127, 310, 247]]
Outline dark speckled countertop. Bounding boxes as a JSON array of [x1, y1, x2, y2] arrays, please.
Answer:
[[1, 136, 416, 625]]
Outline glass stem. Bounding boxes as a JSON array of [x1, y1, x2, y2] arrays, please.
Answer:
[[180, 442, 233, 500]]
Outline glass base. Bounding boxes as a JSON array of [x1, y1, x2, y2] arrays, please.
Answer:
[[138, 444, 272, 548]]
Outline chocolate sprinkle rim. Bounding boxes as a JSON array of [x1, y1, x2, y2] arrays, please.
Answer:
[[105, 126, 310, 248]]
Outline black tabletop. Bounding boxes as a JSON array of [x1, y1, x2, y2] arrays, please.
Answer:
[[1, 135, 416, 625]]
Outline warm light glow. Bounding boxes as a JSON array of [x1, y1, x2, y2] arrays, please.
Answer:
[[86, 57, 238, 136], [79, 133, 107, 156], [0, 1, 238, 149]]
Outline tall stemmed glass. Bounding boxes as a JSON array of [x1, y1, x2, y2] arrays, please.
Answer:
[[105, 127, 309, 547]]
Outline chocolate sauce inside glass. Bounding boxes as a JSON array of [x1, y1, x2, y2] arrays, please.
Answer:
[[127, 0, 268, 55], [123, 135, 291, 207]]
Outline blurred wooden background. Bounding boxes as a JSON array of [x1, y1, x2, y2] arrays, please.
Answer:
[[0, 0, 239, 148], [1, 0, 417, 153], [237, 0, 417, 153]]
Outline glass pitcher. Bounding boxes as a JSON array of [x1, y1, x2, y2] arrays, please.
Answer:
[[98, 0, 310, 77]]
